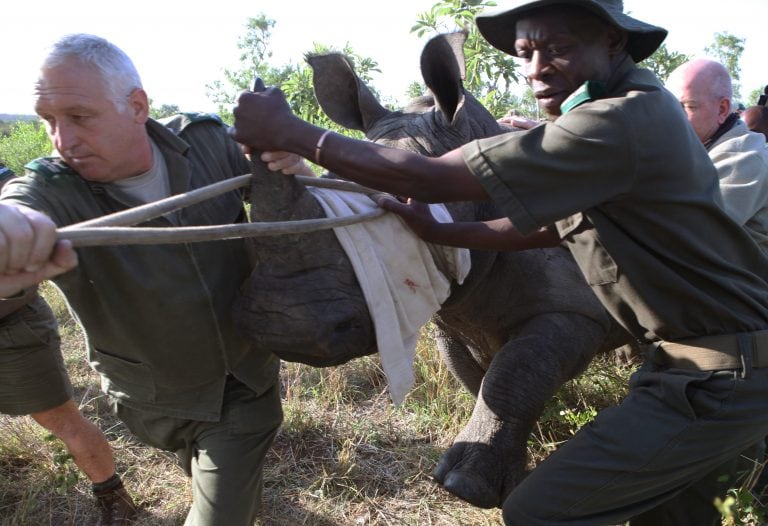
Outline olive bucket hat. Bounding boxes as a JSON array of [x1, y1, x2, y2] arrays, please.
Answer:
[[475, 0, 667, 63]]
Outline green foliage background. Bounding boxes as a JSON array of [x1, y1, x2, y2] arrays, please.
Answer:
[[0, 1, 754, 177], [0, 121, 52, 175]]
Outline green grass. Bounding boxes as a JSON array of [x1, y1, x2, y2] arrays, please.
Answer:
[[0, 283, 764, 525]]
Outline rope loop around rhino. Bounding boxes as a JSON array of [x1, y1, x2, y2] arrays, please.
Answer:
[[58, 175, 390, 247]]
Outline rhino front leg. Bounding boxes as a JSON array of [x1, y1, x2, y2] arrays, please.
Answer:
[[434, 312, 607, 508]]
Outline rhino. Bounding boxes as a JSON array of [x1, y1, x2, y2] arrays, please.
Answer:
[[233, 32, 630, 509]]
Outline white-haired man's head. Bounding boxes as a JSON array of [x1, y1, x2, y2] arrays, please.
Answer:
[[40, 33, 143, 112], [666, 58, 733, 144]]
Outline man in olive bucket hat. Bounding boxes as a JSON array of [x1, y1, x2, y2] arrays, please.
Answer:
[[475, 0, 667, 63], [470, 3, 768, 525], [210, 0, 768, 524]]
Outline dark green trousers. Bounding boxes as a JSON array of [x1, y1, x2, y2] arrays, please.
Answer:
[[117, 376, 283, 525], [502, 363, 768, 526]]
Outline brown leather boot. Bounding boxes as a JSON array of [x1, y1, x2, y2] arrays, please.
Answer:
[[94, 483, 137, 525]]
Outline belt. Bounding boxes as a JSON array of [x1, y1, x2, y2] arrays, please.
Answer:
[[650, 330, 768, 371]]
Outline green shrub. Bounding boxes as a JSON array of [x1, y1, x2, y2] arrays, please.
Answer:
[[0, 120, 52, 175]]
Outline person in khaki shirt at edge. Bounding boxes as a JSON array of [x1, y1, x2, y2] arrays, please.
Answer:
[[226, 0, 768, 524], [0, 163, 136, 525]]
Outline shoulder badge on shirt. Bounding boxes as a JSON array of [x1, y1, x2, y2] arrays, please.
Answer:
[[158, 112, 224, 135], [24, 157, 76, 177], [560, 81, 608, 115]]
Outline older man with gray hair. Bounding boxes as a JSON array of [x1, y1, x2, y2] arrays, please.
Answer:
[[666, 58, 768, 252], [0, 33, 304, 525]]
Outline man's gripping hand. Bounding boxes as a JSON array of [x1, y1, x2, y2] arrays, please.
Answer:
[[240, 146, 315, 176], [376, 195, 439, 241], [0, 203, 78, 297], [260, 150, 315, 176], [230, 88, 288, 152]]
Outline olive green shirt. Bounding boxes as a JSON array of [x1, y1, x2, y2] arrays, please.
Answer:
[[464, 59, 768, 343], [1, 114, 279, 421]]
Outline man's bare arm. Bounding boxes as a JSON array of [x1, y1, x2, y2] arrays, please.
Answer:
[[378, 197, 560, 251], [229, 88, 490, 203]]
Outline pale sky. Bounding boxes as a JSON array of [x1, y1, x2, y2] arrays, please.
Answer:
[[3, 0, 767, 116]]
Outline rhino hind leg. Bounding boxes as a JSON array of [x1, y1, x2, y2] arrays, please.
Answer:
[[433, 312, 607, 508], [433, 324, 486, 396]]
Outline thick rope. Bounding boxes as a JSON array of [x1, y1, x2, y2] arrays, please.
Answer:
[[58, 175, 389, 247], [62, 210, 387, 247]]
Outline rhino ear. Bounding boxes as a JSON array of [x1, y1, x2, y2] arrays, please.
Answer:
[[420, 31, 468, 122], [306, 53, 389, 133]]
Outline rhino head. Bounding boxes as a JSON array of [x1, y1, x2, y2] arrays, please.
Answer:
[[233, 137, 375, 367], [308, 31, 511, 292], [234, 32, 507, 367], [308, 31, 506, 159]]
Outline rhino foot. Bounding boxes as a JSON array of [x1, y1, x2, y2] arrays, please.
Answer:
[[433, 440, 526, 509]]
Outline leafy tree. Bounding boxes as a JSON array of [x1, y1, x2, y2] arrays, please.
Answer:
[[0, 120, 52, 175], [746, 85, 768, 107], [705, 32, 745, 101], [406, 80, 427, 102], [150, 102, 180, 120], [206, 15, 377, 143], [411, 0, 533, 118], [206, 15, 298, 124], [638, 43, 690, 84]]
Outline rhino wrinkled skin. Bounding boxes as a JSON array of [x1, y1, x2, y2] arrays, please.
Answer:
[[235, 32, 630, 509]]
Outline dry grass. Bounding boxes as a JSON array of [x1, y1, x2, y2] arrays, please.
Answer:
[[0, 284, 503, 525], [3, 283, 760, 525]]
